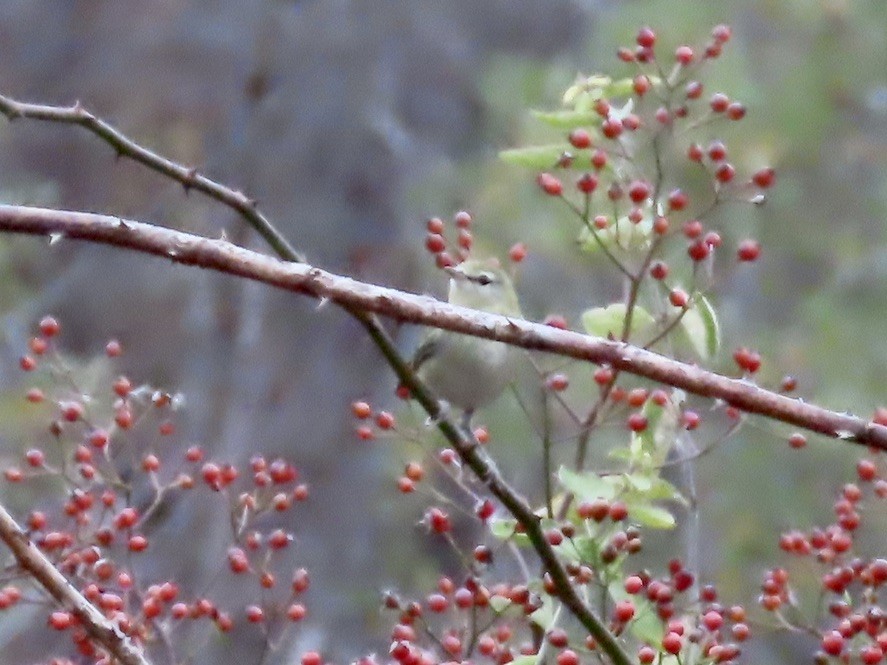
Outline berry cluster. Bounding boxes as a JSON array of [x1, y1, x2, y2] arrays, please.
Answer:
[[423, 211, 527, 271], [768, 454, 886, 663], [4, 317, 311, 662]]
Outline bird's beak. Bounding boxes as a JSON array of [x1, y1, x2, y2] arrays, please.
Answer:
[[443, 265, 464, 279]]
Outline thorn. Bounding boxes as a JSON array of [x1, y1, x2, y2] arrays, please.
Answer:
[[117, 217, 130, 230], [218, 229, 228, 242], [182, 168, 198, 194]]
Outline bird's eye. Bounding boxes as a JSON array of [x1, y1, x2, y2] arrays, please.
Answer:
[[475, 273, 494, 286]]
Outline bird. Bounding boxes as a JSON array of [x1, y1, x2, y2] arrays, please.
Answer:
[[412, 258, 521, 427]]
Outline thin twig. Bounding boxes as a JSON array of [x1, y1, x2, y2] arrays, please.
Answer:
[[0, 94, 304, 263]]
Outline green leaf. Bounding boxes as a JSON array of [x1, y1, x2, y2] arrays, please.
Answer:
[[680, 295, 720, 359], [506, 657, 537, 665], [529, 594, 557, 630], [570, 534, 603, 565], [558, 467, 618, 501], [624, 500, 676, 529], [608, 582, 664, 645], [489, 518, 518, 540], [530, 109, 600, 129], [578, 215, 653, 254], [499, 145, 596, 170], [645, 477, 689, 504], [582, 303, 656, 341], [489, 595, 511, 613]]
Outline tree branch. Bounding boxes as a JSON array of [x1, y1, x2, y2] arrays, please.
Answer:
[[0, 93, 303, 263], [0, 203, 884, 454], [0, 504, 151, 665]]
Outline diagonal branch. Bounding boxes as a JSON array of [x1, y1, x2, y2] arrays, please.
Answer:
[[0, 504, 151, 665], [1, 203, 885, 454], [0, 93, 303, 263]]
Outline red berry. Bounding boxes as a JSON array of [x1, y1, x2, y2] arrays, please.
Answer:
[[426, 217, 445, 234], [710, 93, 730, 113], [48, 611, 73, 630], [105, 339, 123, 357], [577, 498, 610, 522], [727, 102, 746, 120], [638, 646, 656, 664], [428, 508, 450, 533], [25, 387, 44, 403], [568, 129, 592, 149], [857, 458, 877, 481], [39, 316, 60, 338], [537, 173, 563, 196], [737, 239, 761, 262], [546, 374, 569, 392], [688, 143, 704, 162], [601, 117, 623, 139], [556, 649, 579, 665], [715, 163, 736, 183], [821, 630, 844, 656], [627, 413, 648, 432], [702, 610, 723, 631], [624, 576, 644, 594], [668, 189, 688, 211], [649, 261, 669, 280], [788, 433, 807, 449], [707, 141, 727, 161], [351, 401, 372, 419], [614, 599, 635, 622], [688, 240, 710, 261], [287, 603, 307, 621], [425, 233, 446, 254], [669, 289, 689, 308], [60, 401, 84, 422], [609, 501, 628, 521], [686, 80, 703, 100], [675, 45, 694, 65], [712, 24, 732, 44], [752, 167, 776, 188], [454, 210, 472, 228], [375, 411, 395, 430], [628, 180, 651, 203], [617, 47, 635, 62], [25, 449, 44, 467], [683, 219, 704, 239], [509, 242, 528, 263], [636, 27, 656, 48], [861, 646, 884, 665], [633, 75, 651, 96], [590, 149, 608, 171], [576, 173, 598, 193], [662, 631, 683, 655], [19, 355, 37, 372]]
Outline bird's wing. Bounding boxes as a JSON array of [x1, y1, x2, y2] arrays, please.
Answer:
[[411, 330, 442, 371]]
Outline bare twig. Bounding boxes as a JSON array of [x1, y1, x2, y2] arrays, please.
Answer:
[[0, 504, 151, 665], [0, 94, 303, 263]]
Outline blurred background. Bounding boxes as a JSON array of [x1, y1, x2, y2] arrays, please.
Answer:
[[0, 1, 885, 663]]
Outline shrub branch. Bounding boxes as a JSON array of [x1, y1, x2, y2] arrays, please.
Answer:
[[0, 504, 151, 665], [0, 204, 884, 454]]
